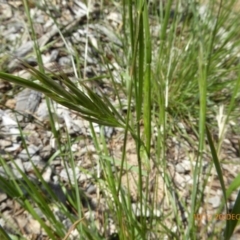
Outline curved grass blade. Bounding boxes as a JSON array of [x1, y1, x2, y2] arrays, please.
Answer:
[[0, 65, 124, 128], [0, 72, 53, 95]]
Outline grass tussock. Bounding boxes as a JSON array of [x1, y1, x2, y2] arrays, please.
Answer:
[[1, 0, 240, 239]]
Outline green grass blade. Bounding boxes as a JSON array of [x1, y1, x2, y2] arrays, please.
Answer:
[[143, 0, 152, 156], [227, 174, 240, 198], [224, 191, 240, 240], [206, 125, 227, 209], [0, 225, 13, 240], [0, 72, 53, 95]]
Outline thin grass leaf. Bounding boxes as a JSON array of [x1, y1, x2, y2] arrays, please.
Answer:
[[226, 174, 240, 198], [84, 86, 114, 116], [49, 95, 99, 117], [89, 84, 126, 126], [58, 78, 99, 110], [43, 68, 103, 112], [224, 191, 240, 240], [0, 225, 14, 240], [0, 72, 53, 95], [206, 125, 228, 209], [205, 124, 237, 239], [0, 68, 124, 127], [143, 0, 152, 156], [0, 157, 27, 199], [25, 65, 78, 102]]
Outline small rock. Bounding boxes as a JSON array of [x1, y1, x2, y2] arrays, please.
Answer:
[[10, 159, 25, 179], [173, 172, 186, 189], [23, 157, 45, 172], [39, 145, 52, 160], [25, 218, 41, 235], [1, 114, 17, 127], [26, 131, 42, 146], [0, 192, 7, 202], [15, 215, 28, 230], [175, 160, 191, 174], [5, 99, 16, 109], [35, 101, 49, 121], [4, 143, 21, 152], [79, 173, 92, 181], [15, 89, 42, 121], [60, 167, 80, 184], [175, 163, 185, 173], [79, 145, 96, 156], [71, 143, 78, 152], [208, 195, 221, 208], [63, 218, 73, 229], [0, 139, 12, 148], [72, 119, 88, 135], [2, 210, 17, 231], [58, 56, 71, 66], [131, 203, 161, 218], [107, 12, 122, 28], [104, 126, 114, 138], [86, 184, 96, 194], [23, 162, 33, 172], [0, 3, 12, 19], [18, 144, 39, 161], [0, 202, 7, 211], [42, 166, 52, 182]]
